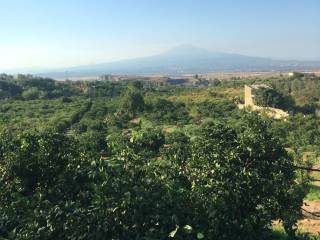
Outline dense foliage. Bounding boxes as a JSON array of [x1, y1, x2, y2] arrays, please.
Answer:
[[0, 74, 319, 239], [254, 88, 284, 108], [0, 114, 305, 239], [0, 74, 81, 100], [145, 98, 190, 124]]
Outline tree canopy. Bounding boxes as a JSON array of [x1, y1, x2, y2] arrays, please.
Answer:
[[0, 114, 305, 239]]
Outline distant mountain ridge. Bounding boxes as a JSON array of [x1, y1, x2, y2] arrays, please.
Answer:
[[37, 46, 320, 78]]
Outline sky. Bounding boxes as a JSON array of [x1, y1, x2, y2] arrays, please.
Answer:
[[0, 0, 320, 72]]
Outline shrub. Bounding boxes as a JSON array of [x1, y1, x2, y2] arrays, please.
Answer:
[[0, 114, 304, 239]]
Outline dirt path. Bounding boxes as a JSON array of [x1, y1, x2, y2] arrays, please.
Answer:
[[298, 200, 320, 235], [297, 164, 320, 235]]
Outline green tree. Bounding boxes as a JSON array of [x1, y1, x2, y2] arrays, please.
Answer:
[[21, 87, 43, 100], [0, 130, 91, 239], [0, 114, 306, 239], [121, 84, 145, 115], [254, 88, 283, 108], [165, 114, 304, 239]]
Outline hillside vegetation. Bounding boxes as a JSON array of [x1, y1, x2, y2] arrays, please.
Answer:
[[0, 73, 320, 239]]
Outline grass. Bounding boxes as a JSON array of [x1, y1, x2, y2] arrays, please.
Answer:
[[272, 229, 292, 240], [272, 228, 320, 240], [167, 87, 243, 104], [130, 117, 181, 135], [139, 117, 154, 129], [305, 169, 320, 200], [305, 184, 320, 200]]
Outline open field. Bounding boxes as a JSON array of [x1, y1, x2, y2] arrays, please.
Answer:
[[204, 70, 320, 80], [54, 70, 320, 82]]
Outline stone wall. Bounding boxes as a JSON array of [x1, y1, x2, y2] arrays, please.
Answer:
[[244, 85, 254, 106], [240, 85, 289, 119]]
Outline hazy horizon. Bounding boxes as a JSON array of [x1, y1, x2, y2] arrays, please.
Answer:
[[1, 0, 320, 72]]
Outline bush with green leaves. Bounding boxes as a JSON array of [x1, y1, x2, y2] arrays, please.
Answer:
[[77, 130, 107, 155], [0, 130, 92, 239], [159, 114, 305, 239], [269, 113, 320, 152], [130, 128, 165, 156], [0, 97, 90, 132], [196, 99, 238, 119], [0, 80, 22, 99], [0, 74, 82, 100], [254, 87, 284, 108], [0, 113, 306, 239], [145, 98, 191, 124], [21, 87, 47, 100], [121, 84, 145, 116]]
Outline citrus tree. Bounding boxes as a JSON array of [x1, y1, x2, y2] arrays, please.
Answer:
[[0, 114, 305, 239]]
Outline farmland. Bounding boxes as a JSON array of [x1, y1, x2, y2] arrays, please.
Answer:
[[0, 73, 320, 239]]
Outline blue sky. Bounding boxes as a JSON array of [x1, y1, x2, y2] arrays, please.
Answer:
[[0, 0, 319, 71]]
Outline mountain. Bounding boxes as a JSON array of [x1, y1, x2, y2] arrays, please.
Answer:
[[38, 45, 320, 78]]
